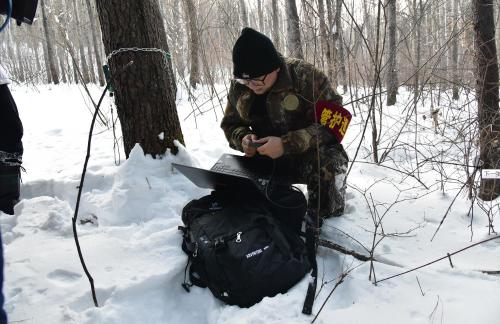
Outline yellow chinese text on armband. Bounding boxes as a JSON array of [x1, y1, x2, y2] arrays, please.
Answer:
[[315, 100, 352, 142]]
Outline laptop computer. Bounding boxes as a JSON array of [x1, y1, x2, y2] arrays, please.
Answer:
[[172, 154, 277, 196]]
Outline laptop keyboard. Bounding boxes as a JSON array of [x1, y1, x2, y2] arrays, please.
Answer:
[[211, 162, 256, 178]]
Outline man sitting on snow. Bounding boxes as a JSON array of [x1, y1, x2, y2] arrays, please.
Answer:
[[220, 28, 350, 224]]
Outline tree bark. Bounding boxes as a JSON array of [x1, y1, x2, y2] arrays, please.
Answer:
[[95, 0, 184, 157], [451, 0, 459, 100], [335, 0, 347, 93], [40, 0, 60, 84], [413, 0, 422, 113], [171, 0, 186, 78], [183, 0, 201, 88], [318, 0, 333, 78], [72, 0, 91, 84], [257, 0, 264, 32], [386, 0, 398, 106], [85, 0, 106, 86], [56, 45, 68, 83], [285, 0, 304, 59], [475, 0, 500, 200], [271, 0, 281, 51], [15, 42, 25, 83], [238, 0, 249, 27]]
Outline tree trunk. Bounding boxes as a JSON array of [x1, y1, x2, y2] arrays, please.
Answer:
[[183, 0, 201, 88], [475, 0, 500, 200], [33, 42, 42, 79], [271, 0, 281, 51], [318, 0, 333, 78], [85, 0, 106, 86], [238, 0, 249, 27], [96, 0, 184, 157], [72, 0, 91, 84], [15, 43, 25, 83], [414, 0, 422, 111], [257, 0, 264, 32], [335, 0, 347, 93], [6, 31, 18, 81], [386, 0, 398, 106], [57, 45, 68, 83], [451, 0, 459, 100], [86, 37, 97, 84], [171, 0, 186, 78], [40, 0, 60, 84], [285, 0, 303, 59]]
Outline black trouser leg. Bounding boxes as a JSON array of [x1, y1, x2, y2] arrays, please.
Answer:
[[0, 164, 20, 215], [0, 84, 23, 154]]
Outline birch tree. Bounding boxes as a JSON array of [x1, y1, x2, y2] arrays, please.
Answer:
[[183, 0, 201, 88], [285, 0, 304, 59], [40, 0, 59, 84], [386, 0, 398, 106]]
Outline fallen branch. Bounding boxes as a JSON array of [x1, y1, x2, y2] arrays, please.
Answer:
[[376, 234, 500, 284], [318, 238, 372, 261]]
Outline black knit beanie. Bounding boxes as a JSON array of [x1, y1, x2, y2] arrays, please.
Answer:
[[232, 27, 281, 79]]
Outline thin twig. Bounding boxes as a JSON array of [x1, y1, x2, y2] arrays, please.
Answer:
[[416, 276, 425, 296]]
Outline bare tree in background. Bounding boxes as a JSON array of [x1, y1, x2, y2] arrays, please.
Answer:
[[40, 0, 59, 84], [96, 0, 184, 157], [413, 0, 422, 105], [285, 0, 304, 59], [85, 0, 105, 86], [271, 0, 281, 51], [334, 0, 347, 93], [257, 0, 264, 32], [475, 0, 500, 200], [386, 0, 397, 106], [239, 0, 249, 27], [72, 0, 91, 83], [451, 0, 459, 100], [183, 0, 201, 88], [318, 0, 333, 77]]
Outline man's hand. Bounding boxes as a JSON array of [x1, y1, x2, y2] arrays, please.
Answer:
[[242, 134, 258, 157], [257, 136, 284, 159]]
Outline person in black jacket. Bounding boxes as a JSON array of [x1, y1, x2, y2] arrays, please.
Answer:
[[0, 63, 23, 216]]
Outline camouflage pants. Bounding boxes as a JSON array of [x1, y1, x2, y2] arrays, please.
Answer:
[[279, 144, 349, 219]]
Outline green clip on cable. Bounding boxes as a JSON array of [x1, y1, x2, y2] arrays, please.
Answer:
[[102, 65, 114, 95]]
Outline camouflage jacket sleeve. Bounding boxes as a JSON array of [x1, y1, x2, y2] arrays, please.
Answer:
[[220, 82, 252, 152], [281, 65, 343, 155]]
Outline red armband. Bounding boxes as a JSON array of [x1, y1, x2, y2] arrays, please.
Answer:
[[315, 100, 351, 143]]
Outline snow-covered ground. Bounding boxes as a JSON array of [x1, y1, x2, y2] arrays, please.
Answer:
[[2, 83, 499, 324]]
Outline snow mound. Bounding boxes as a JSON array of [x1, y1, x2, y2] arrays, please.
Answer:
[[12, 196, 73, 238]]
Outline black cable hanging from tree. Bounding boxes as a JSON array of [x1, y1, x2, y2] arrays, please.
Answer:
[[72, 81, 111, 307]]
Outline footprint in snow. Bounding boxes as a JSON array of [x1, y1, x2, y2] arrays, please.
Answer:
[[47, 269, 82, 285]]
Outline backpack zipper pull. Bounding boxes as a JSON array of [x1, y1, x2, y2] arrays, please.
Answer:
[[193, 242, 198, 257], [236, 232, 242, 243]]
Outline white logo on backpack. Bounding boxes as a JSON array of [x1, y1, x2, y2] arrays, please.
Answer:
[[246, 245, 269, 259]]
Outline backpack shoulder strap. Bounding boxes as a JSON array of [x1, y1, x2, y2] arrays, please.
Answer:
[[302, 214, 319, 315]]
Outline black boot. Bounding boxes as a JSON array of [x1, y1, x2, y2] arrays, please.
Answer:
[[0, 164, 20, 215]]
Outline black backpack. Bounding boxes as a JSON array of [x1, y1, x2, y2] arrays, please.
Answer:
[[178, 187, 311, 308]]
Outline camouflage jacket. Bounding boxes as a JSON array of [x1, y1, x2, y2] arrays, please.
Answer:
[[220, 57, 347, 156]]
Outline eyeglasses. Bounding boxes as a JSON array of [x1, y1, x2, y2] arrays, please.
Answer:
[[234, 73, 268, 86]]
